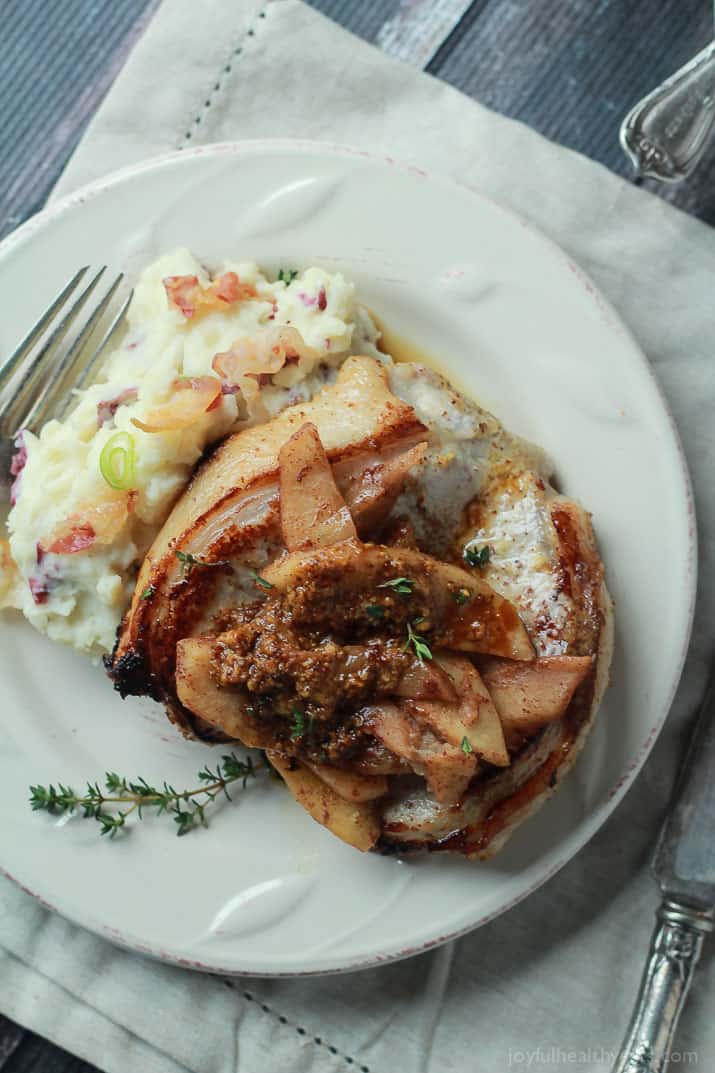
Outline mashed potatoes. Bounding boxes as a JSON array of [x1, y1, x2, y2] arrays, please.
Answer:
[[0, 251, 382, 654]]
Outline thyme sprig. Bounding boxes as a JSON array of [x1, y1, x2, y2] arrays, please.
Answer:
[[29, 753, 261, 839], [404, 618, 432, 663]]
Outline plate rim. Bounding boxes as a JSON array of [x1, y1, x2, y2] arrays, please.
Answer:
[[0, 138, 698, 976]]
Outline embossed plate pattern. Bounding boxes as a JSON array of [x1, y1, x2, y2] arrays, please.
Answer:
[[0, 141, 695, 975]]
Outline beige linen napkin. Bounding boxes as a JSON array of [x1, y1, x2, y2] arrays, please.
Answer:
[[2, 2, 714, 1072]]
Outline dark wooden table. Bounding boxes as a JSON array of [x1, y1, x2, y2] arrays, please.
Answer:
[[1, 1, 714, 1070]]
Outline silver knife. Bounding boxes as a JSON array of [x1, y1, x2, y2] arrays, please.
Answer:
[[613, 675, 715, 1073]]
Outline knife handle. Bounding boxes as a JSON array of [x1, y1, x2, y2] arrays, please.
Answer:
[[619, 39, 715, 182], [612, 900, 713, 1073]]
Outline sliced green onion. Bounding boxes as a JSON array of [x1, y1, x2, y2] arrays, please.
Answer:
[[100, 431, 136, 490]]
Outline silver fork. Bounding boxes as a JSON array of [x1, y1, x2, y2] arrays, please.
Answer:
[[0, 267, 131, 498]]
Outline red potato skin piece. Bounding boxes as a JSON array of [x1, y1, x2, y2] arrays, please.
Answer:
[[162, 272, 256, 317], [43, 524, 96, 555]]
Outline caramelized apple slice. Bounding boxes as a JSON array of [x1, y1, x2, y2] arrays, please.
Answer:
[[131, 377, 222, 433], [352, 742, 411, 776], [415, 737, 476, 805], [363, 702, 476, 805], [480, 655, 593, 743], [267, 753, 380, 852], [381, 517, 420, 549], [175, 637, 271, 748], [333, 439, 427, 536], [406, 653, 509, 767], [304, 762, 388, 802], [263, 541, 533, 661], [279, 422, 357, 550], [395, 659, 458, 702]]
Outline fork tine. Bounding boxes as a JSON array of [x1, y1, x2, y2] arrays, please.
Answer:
[[25, 272, 125, 431], [0, 267, 88, 398], [4, 267, 107, 433], [67, 289, 134, 400]]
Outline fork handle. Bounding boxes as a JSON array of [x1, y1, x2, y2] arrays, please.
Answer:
[[620, 40, 715, 182], [612, 900, 713, 1073]]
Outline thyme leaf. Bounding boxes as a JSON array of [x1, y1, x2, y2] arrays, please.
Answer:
[[249, 568, 274, 590], [464, 544, 490, 569], [378, 576, 415, 596]]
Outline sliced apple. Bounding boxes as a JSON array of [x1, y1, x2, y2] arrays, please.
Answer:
[[352, 742, 411, 775], [334, 439, 427, 536], [360, 701, 415, 760], [304, 762, 388, 802], [278, 422, 357, 551], [175, 637, 271, 748], [41, 493, 136, 556], [406, 653, 510, 768], [380, 517, 419, 549], [268, 753, 380, 852], [363, 702, 476, 805], [395, 658, 458, 702], [480, 655, 593, 742], [413, 737, 476, 805]]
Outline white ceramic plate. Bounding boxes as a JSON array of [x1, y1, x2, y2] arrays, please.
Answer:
[[0, 141, 695, 975]]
